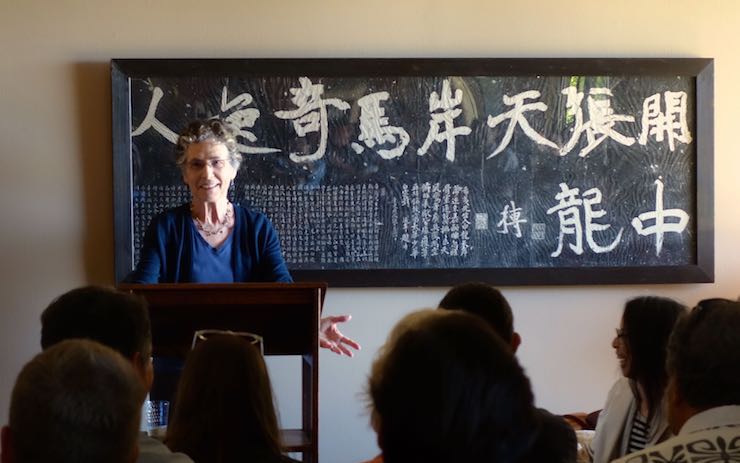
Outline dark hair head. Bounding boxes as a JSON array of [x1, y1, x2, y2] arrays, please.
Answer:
[[621, 296, 687, 418], [667, 298, 740, 409], [9, 339, 145, 463], [175, 118, 241, 169], [166, 334, 282, 462], [40, 286, 152, 360], [368, 310, 536, 463], [438, 282, 514, 343]]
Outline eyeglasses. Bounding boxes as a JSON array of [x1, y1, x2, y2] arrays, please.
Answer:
[[191, 329, 264, 355], [185, 158, 230, 171]]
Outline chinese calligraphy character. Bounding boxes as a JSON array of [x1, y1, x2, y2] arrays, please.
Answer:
[[559, 86, 636, 157], [274, 77, 350, 163], [496, 201, 527, 238], [417, 79, 472, 162], [638, 91, 692, 151], [351, 91, 409, 159], [487, 90, 558, 158], [546, 183, 583, 256], [220, 87, 280, 154], [631, 179, 689, 255], [131, 86, 178, 143], [546, 183, 623, 257], [582, 187, 624, 254]]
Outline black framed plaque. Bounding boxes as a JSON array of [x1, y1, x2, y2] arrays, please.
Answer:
[[112, 58, 714, 286]]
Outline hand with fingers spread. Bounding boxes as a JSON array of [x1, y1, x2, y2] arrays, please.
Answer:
[[319, 314, 361, 357]]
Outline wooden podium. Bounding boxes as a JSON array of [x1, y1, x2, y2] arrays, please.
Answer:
[[118, 282, 326, 463]]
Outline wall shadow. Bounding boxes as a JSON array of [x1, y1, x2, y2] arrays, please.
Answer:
[[74, 61, 114, 284]]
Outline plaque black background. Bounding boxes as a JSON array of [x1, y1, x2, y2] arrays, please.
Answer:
[[112, 58, 714, 286]]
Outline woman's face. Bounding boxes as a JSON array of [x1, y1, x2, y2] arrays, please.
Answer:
[[612, 318, 632, 377], [182, 140, 236, 204]]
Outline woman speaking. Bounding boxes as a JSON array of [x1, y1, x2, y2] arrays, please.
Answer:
[[127, 118, 359, 356]]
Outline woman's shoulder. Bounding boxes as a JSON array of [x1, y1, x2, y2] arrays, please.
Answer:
[[599, 377, 635, 423], [607, 377, 632, 397], [602, 377, 634, 410]]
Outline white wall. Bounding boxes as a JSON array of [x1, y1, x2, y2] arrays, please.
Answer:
[[1, 1, 739, 462]]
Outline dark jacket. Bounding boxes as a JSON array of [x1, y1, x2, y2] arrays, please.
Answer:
[[126, 204, 292, 283]]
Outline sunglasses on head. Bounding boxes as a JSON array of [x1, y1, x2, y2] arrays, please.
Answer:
[[191, 329, 264, 355]]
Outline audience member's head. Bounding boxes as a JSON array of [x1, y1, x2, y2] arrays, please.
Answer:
[[439, 283, 576, 463], [666, 298, 740, 433], [438, 282, 521, 351], [368, 309, 536, 463], [166, 334, 283, 462], [40, 285, 153, 389], [1, 339, 145, 463], [613, 296, 687, 419]]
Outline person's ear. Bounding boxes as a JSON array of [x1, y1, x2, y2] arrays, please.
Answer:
[[227, 162, 238, 182], [132, 352, 154, 393], [2, 425, 15, 463], [371, 410, 383, 449], [510, 331, 521, 354]]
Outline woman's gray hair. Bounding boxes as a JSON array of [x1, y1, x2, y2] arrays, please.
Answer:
[[175, 118, 242, 170]]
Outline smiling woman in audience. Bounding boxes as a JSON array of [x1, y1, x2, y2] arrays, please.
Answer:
[[589, 296, 687, 463]]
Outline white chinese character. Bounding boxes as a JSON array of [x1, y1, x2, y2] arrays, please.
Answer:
[[582, 187, 623, 253], [417, 79, 472, 162], [638, 91, 692, 151], [275, 77, 350, 163], [487, 90, 558, 158], [220, 87, 280, 154], [559, 86, 636, 157], [131, 87, 178, 143], [631, 179, 689, 255], [546, 184, 584, 256], [351, 91, 409, 159], [546, 183, 623, 257], [496, 201, 527, 238]]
